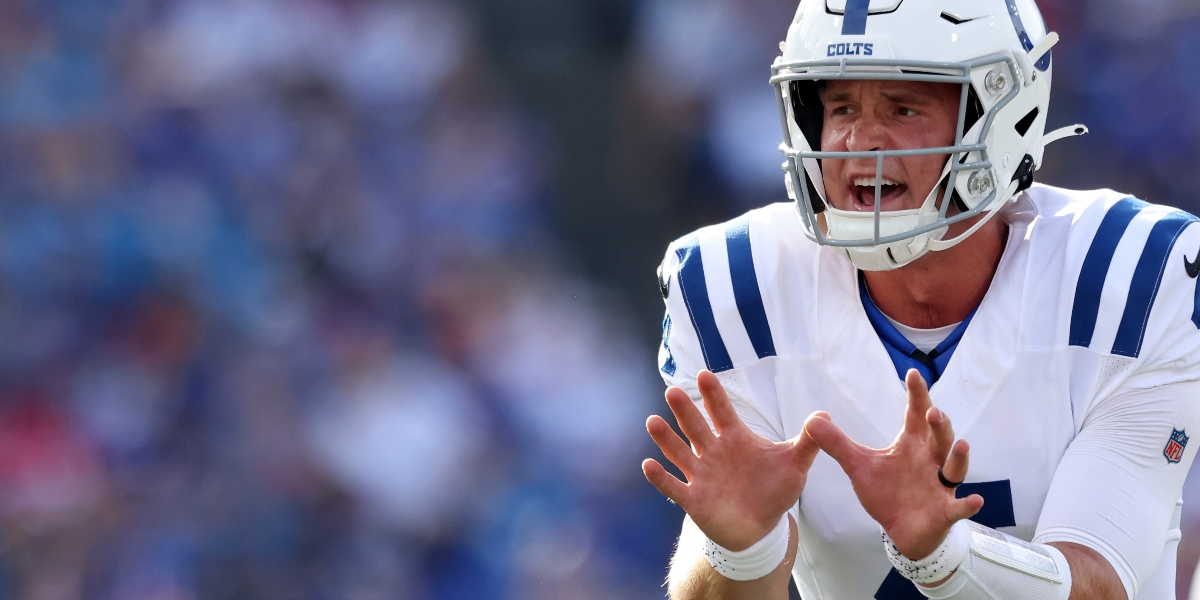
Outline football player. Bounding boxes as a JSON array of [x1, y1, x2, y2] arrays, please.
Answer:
[[642, 0, 1200, 598]]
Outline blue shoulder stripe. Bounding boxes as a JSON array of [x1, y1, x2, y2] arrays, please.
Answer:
[[1069, 198, 1147, 348], [725, 217, 777, 360], [675, 239, 733, 373], [1112, 212, 1198, 357]]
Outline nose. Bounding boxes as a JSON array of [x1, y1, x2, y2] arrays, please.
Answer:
[[845, 114, 888, 153]]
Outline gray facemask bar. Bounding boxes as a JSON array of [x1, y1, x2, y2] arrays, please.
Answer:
[[770, 53, 1021, 247]]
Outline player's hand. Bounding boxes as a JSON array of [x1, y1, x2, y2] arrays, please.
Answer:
[[803, 369, 984, 560], [642, 370, 826, 551]]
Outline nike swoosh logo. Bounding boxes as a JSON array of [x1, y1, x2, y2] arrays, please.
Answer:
[[940, 11, 985, 24], [1185, 248, 1200, 278]]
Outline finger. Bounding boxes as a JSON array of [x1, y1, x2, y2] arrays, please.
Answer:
[[948, 493, 985, 522], [941, 439, 971, 484], [697, 370, 742, 434], [643, 458, 690, 506], [903, 369, 933, 435], [790, 411, 831, 471], [665, 386, 716, 449], [926, 406, 955, 463], [647, 415, 699, 477], [804, 415, 870, 475]]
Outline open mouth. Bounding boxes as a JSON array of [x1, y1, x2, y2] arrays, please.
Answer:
[[851, 176, 907, 209]]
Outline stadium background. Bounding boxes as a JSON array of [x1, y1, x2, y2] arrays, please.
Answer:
[[0, 0, 1197, 597]]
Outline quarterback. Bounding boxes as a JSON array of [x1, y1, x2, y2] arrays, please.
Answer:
[[642, 0, 1200, 598]]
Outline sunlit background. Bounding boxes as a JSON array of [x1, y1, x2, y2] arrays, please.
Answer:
[[0, 0, 1197, 598]]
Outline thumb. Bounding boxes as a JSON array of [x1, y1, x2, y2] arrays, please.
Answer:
[[791, 411, 830, 471], [949, 494, 985, 523], [803, 415, 869, 474]]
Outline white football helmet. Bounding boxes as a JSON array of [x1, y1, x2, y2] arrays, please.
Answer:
[[773, 0, 1085, 270]]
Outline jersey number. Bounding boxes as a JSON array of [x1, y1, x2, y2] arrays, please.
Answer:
[[873, 480, 1015, 600]]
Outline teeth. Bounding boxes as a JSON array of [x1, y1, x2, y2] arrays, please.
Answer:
[[853, 177, 899, 187]]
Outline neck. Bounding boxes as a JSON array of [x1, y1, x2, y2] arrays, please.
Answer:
[[863, 218, 1008, 329]]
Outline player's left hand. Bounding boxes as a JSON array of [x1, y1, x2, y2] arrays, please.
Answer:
[[804, 369, 984, 560]]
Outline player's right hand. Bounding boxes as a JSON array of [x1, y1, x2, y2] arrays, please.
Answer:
[[642, 370, 826, 551]]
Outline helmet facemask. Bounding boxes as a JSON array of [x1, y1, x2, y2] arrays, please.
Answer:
[[774, 55, 1025, 271]]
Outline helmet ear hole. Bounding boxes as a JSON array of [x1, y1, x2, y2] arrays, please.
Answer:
[[1014, 107, 1039, 137]]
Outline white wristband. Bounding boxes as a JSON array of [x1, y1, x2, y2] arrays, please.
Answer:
[[883, 520, 970, 585], [704, 514, 790, 581]]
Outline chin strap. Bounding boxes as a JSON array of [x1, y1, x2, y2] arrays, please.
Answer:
[[1034, 124, 1088, 169], [926, 180, 1018, 252], [1039, 124, 1088, 149]]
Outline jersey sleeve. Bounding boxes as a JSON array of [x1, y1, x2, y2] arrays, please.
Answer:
[[657, 236, 786, 443], [1033, 379, 1200, 600]]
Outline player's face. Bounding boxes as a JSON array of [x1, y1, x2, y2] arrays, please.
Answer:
[[819, 80, 961, 213]]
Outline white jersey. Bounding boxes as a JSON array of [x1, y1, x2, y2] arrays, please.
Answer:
[[657, 184, 1200, 599]]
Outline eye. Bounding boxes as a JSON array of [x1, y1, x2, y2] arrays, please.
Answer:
[[829, 103, 855, 116], [897, 106, 920, 117]]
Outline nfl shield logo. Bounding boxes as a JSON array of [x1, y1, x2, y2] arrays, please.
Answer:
[[1165, 429, 1189, 464]]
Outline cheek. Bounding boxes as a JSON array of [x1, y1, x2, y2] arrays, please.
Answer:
[[900, 120, 956, 179], [902, 153, 949, 186], [819, 128, 850, 191], [821, 157, 846, 189], [820, 125, 847, 151], [919, 116, 958, 149]]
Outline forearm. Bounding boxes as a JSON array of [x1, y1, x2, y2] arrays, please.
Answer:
[[901, 528, 1125, 600], [1051, 542, 1125, 600], [667, 515, 797, 600]]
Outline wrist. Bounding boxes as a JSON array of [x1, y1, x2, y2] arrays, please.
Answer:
[[888, 524, 954, 562], [883, 520, 970, 585], [704, 514, 791, 581]]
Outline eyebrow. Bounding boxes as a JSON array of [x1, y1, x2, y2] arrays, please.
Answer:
[[821, 90, 853, 103]]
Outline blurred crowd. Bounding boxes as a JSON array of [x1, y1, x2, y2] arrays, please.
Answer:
[[0, 0, 1196, 598], [0, 0, 669, 598]]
